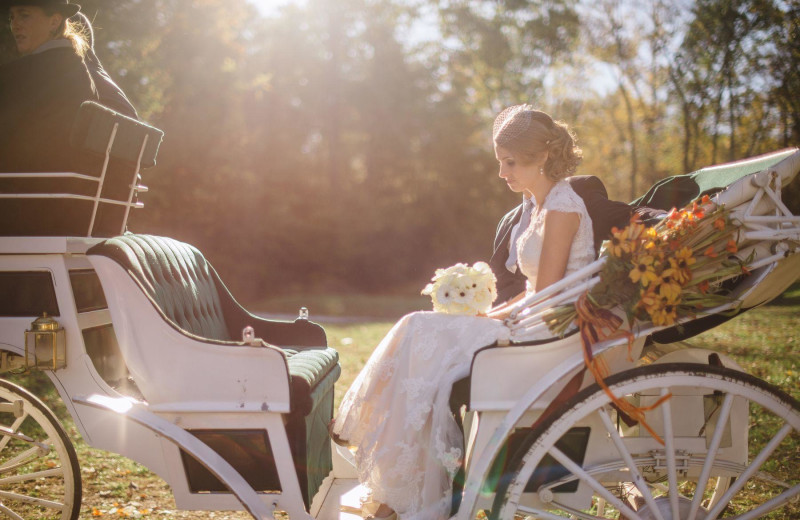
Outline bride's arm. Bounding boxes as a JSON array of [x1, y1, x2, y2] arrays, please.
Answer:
[[488, 210, 580, 320], [486, 291, 525, 318], [534, 210, 580, 292]]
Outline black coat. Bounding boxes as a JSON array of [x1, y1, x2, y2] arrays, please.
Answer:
[[489, 175, 665, 304], [85, 48, 138, 120], [0, 46, 98, 173]]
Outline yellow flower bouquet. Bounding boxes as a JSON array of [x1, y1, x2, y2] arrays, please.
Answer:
[[545, 194, 751, 337]]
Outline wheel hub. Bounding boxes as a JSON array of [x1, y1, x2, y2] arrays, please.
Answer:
[[636, 497, 707, 520]]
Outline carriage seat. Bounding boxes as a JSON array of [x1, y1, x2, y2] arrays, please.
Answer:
[[87, 233, 340, 506], [86, 233, 339, 415]]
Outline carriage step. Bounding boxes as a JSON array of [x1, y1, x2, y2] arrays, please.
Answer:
[[312, 478, 370, 520], [73, 394, 278, 520]]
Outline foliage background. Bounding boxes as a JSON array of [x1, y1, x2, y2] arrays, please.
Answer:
[[2, 0, 798, 303]]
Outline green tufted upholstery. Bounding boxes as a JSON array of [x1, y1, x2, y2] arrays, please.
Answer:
[[89, 234, 231, 340], [87, 233, 339, 506]]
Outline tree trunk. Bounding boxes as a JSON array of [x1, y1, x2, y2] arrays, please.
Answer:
[[619, 83, 638, 200], [727, 72, 736, 161]]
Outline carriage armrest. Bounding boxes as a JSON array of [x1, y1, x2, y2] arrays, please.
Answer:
[[252, 319, 327, 348], [221, 308, 327, 348], [284, 347, 340, 416], [231, 313, 336, 415], [227, 311, 335, 415], [203, 261, 326, 347]]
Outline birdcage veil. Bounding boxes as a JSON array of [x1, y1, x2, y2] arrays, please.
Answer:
[[492, 104, 535, 146]]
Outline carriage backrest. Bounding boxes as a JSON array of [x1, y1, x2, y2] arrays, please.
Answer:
[[87, 234, 231, 341], [0, 102, 163, 237], [70, 101, 160, 169]]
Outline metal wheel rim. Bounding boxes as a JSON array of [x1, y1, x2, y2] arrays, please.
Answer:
[[491, 364, 800, 520], [0, 380, 81, 520]]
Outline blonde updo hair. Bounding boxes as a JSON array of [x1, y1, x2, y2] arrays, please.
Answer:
[[493, 104, 583, 182]]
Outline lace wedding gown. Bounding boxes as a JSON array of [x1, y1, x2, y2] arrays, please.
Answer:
[[331, 180, 595, 520]]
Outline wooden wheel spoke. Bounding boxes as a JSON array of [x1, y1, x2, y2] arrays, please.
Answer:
[[687, 393, 734, 520], [0, 489, 66, 510], [733, 484, 800, 520], [705, 421, 794, 520], [659, 388, 684, 520], [0, 467, 64, 486], [0, 445, 49, 474], [548, 445, 643, 520], [0, 413, 29, 454], [518, 504, 580, 520], [0, 501, 25, 520], [547, 500, 610, 520], [596, 405, 667, 520]]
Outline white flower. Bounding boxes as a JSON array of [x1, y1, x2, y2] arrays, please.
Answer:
[[421, 262, 497, 315]]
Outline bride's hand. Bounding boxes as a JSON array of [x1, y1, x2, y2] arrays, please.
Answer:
[[487, 303, 511, 320], [487, 309, 507, 320], [477, 310, 504, 319], [487, 290, 526, 319]]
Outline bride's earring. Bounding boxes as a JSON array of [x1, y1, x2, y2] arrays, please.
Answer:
[[539, 167, 544, 176]]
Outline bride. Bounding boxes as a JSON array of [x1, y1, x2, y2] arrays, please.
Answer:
[[330, 105, 596, 520]]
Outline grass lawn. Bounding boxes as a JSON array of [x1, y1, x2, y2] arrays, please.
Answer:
[[5, 285, 799, 518]]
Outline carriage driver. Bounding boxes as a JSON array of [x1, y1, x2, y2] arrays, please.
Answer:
[[0, 0, 98, 173]]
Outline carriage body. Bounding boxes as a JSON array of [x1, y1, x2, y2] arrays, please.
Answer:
[[0, 103, 798, 520], [458, 148, 800, 520]]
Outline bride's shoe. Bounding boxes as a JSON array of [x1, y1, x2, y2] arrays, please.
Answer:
[[328, 418, 355, 448], [340, 491, 378, 517], [346, 492, 396, 520], [364, 503, 396, 520]]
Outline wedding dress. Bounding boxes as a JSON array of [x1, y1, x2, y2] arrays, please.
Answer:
[[331, 180, 595, 520]]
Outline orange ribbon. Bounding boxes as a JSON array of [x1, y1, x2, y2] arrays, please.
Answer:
[[575, 293, 671, 445]]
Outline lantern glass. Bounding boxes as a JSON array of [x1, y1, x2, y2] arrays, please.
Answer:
[[24, 314, 66, 370]]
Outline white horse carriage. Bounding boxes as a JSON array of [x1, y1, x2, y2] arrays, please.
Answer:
[[0, 102, 798, 520]]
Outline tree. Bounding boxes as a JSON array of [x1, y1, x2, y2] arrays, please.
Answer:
[[581, 0, 678, 199], [764, 0, 800, 146], [3, 0, 795, 299], [669, 0, 790, 168], [431, 0, 581, 115]]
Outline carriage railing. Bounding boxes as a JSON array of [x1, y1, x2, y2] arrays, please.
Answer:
[[503, 153, 800, 344], [725, 168, 800, 241], [0, 122, 150, 237]]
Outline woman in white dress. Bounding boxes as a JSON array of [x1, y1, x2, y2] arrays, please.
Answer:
[[330, 105, 596, 520]]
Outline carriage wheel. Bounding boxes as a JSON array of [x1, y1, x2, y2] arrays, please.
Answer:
[[0, 379, 81, 520], [487, 363, 800, 520]]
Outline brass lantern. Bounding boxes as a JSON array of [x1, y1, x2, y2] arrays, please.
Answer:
[[25, 313, 66, 370]]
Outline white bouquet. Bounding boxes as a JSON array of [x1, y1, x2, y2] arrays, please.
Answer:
[[421, 262, 498, 315]]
